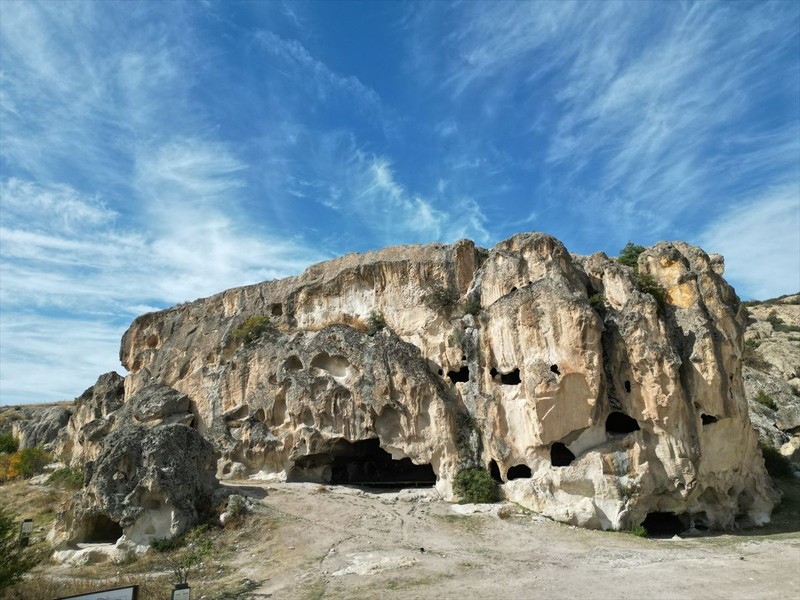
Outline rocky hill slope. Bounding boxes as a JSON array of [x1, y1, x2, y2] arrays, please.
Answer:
[[2, 233, 791, 552]]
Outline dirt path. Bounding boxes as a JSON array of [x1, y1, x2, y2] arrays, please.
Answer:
[[222, 482, 800, 600]]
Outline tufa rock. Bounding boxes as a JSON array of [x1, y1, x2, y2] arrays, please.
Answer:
[[105, 233, 777, 531], [51, 422, 218, 554]]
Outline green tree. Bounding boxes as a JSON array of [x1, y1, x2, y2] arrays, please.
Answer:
[[0, 506, 36, 594], [453, 468, 500, 503], [14, 447, 51, 478], [618, 242, 646, 269]]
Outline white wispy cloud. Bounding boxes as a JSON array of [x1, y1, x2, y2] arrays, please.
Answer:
[[699, 186, 800, 300]]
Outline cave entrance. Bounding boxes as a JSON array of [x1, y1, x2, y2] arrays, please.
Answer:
[[507, 464, 532, 480], [605, 412, 640, 435], [550, 442, 575, 467], [83, 514, 123, 544], [292, 438, 436, 488], [489, 459, 503, 483], [447, 366, 469, 383], [641, 512, 689, 537]]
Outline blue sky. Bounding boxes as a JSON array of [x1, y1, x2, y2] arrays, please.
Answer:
[[1, 0, 798, 405]]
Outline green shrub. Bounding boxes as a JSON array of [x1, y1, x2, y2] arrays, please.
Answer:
[[463, 295, 481, 316], [617, 242, 646, 269], [761, 444, 793, 479], [0, 433, 18, 454], [425, 284, 459, 311], [634, 273, 666, 309], [753, 390, 777, 411], [0, 506, 36, 593], [366, 311, 387, 336], [767, 311, 800, 333], [625, 524, 648, 537], [453, 469, 499, 504], [743, 339, 771, 371], [47, 467, 83, 490], [231, 316, 271, 345], [13, 447, 50, 479], [588, 293, 607, 318]]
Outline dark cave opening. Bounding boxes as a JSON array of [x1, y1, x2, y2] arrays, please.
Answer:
[[447, 366, 470, 383], [507, 464, 532, 480], [701, 414, 718, 425], [291, 438, 436, 488], [641, 512, 689, 537], [489, 459, 503, 483], [270, 303, 283, 317], [550, 442, 575, 467], [83, 514, 123, 544], [500, 368, 521, 385], [550, 364, 560, 375], [624, 380, 631, 393], [490, 368, 498, 379], [605, 412, 641, 434]]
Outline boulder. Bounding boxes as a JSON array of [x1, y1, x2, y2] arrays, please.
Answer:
[[51, 423, 219, 552]]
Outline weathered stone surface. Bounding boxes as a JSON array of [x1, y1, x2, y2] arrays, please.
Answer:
[[109, 233, 776, 530], [51, 423, 218, 551], [130, 383, 191, 423], [10, 405, 71, 451]]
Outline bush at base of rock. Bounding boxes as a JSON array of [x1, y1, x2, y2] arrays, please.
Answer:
[[454, 469, 499, 504]]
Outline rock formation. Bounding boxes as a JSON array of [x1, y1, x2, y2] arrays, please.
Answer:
[[50, 422, 218, 561], [102, 233, 776, 531]]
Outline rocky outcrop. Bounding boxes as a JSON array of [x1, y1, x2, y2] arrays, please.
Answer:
[[9, 405, 72, 451], [51, 423, 218, 555], [742, 295, 800, 465], [109, 233, 776, 531]]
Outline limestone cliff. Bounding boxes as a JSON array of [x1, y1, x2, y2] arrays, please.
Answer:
[[103, 232, 776, 530]]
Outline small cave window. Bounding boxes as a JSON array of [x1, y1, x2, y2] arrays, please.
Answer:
[[438, 369, 443, 376], [701, 414, 718, 425], [510, 286, 518, 293], [550, 364, 560, 375], [461, 355, 467, 362], [550, 442, 575, 467], [507, 464, 532, 480], [447, 366, 469, 384], [605, 412, 640, 434], [500, 369, 521, 385], [640, 512, 689, 537], [490, 367, 498, 379], [83, 514, 123, 543], [489, 459, 503, 483], [270, 303, 283, 317], [624, 380, 631, 393]]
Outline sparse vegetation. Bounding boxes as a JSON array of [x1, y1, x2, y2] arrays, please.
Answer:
[[0, 505, 37, 594], [232, 315, 271, 345], [760, 443, 793, 479], [753, 390, 777, 411], [634, 273, 666, 309], [767, 311, 800, 333], [366, 311, 387, 336], [152, 524, 213, 584], [463, 295, 481, 316], [588, 293, 607, 318], [0, 433, 18, 454], [743, 339, 771, 371], [453, 468, 500, 504], [424, 283, 459, 311], [624, 524, 648, 537], [0, 446, 51, 481], [617, 242, 646, 269], [47, 466, 83, 490]]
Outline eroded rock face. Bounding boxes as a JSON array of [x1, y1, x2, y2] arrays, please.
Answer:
[[109, 233, 776, 530], [52, 423, 218, 550]]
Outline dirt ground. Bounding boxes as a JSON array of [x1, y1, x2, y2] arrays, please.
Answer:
[[223, 480, 800, 600], [3, 478, 799, 600]]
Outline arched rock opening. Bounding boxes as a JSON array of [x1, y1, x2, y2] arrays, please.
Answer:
[[550, 442, 575, 467], [550, 365, 560, 375], [641, 512, 689, 537], [624, 380, 632, 393], [82, 514, 123, 544], [500, 369, 521, 385], [290, 438, 436, 487], [447, 366, 469, 384], [507, 464, 532, 480], [606, 412, 640, 434], [701, 414, 718, 425], [489, 459, 503, 483]]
